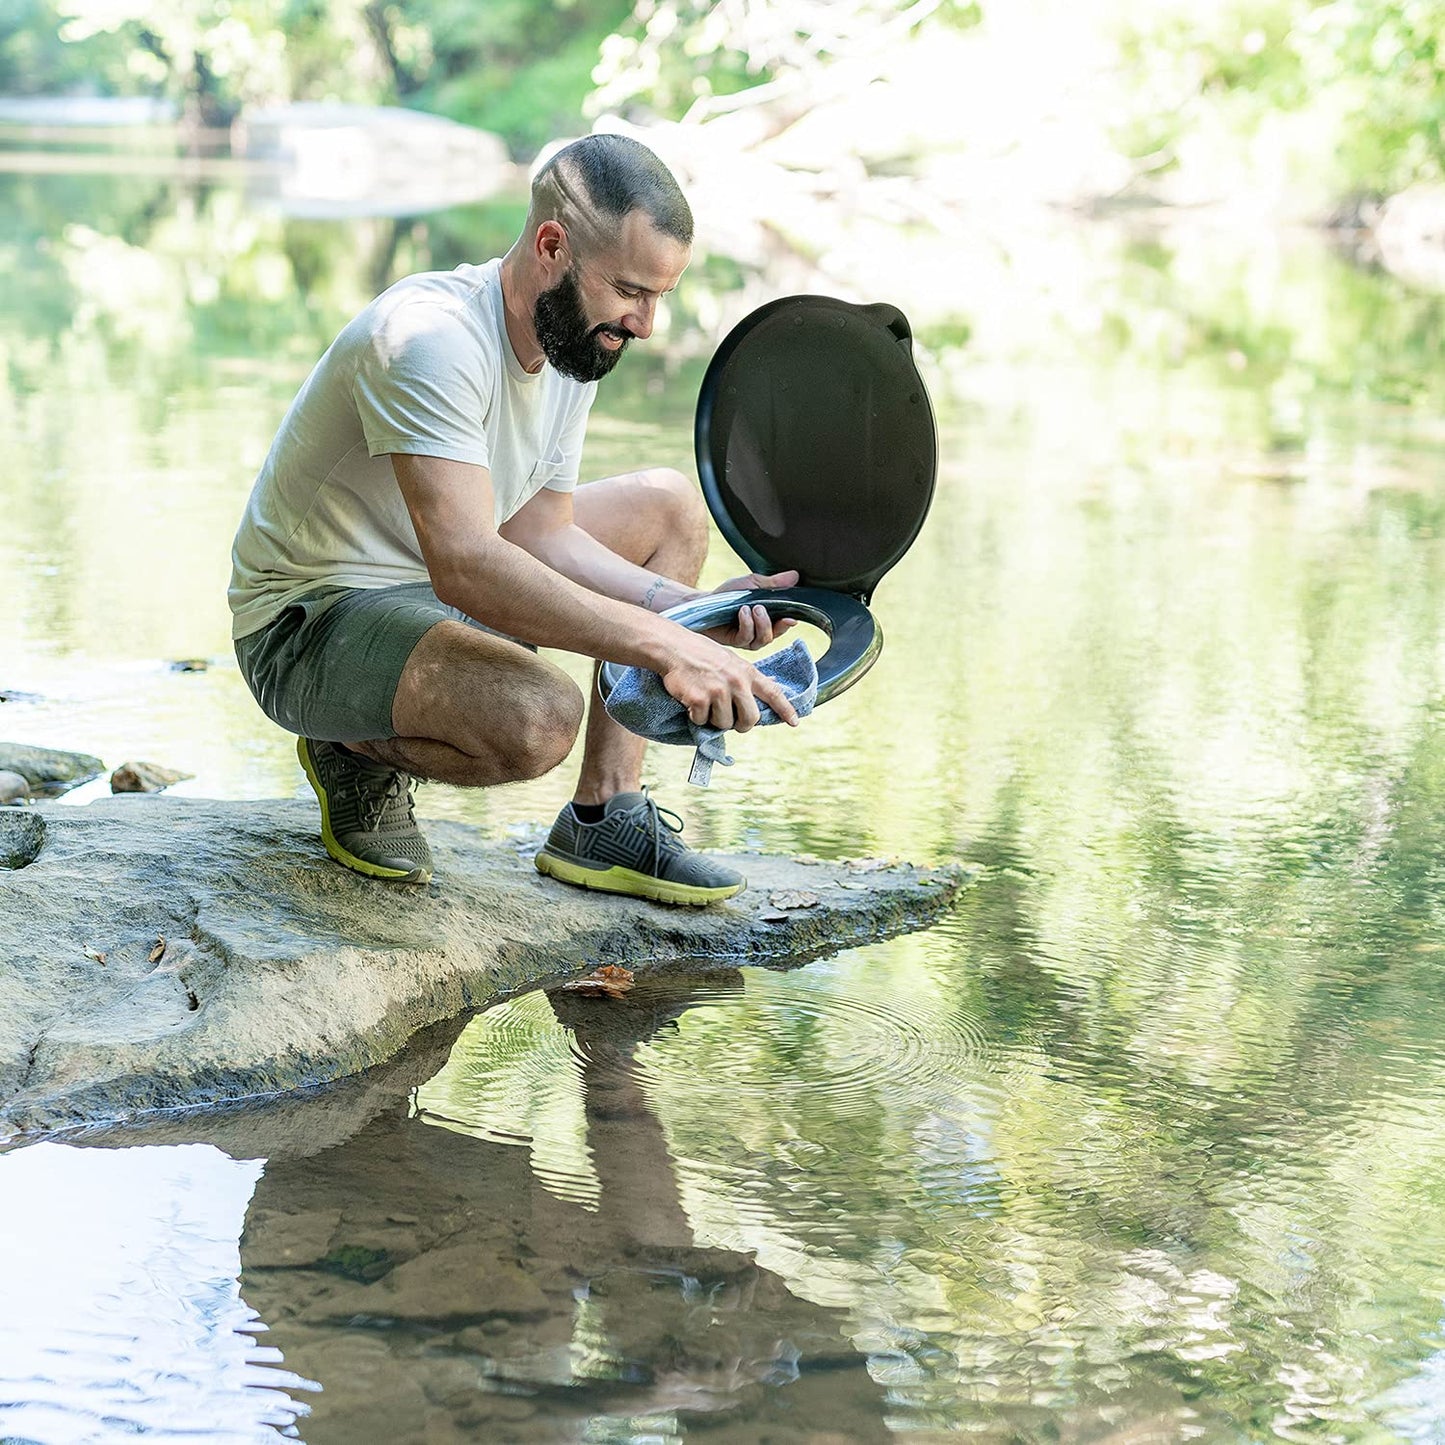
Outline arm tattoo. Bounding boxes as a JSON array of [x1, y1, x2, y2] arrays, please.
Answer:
[[641, 576, 668, 611]]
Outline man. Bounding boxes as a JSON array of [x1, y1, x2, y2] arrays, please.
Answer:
[[229, 133, 798, 906]]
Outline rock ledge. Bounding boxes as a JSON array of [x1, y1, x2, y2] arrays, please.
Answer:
[[0, 796, 966, 1138]]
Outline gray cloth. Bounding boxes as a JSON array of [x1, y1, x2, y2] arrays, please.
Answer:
[[603, 637, 818, 786]]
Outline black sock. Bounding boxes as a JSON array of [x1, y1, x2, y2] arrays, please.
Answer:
[[571, 801, 606, 824]]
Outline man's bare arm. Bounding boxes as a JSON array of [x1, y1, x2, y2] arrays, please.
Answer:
[[502, 486, 798, 650], [391, 453, 797, 731], [501, 487, 702, 613]]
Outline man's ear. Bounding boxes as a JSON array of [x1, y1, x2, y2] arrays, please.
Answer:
[[535, 220, 569, 270]]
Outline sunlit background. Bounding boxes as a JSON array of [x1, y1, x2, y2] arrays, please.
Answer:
[[7, 0, 1445, 1440]]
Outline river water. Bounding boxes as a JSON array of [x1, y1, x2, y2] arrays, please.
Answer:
[[5, 166, 1445, 1441]]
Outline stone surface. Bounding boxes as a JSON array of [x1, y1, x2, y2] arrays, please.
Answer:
[[0, 741, 104, 789], [0, 795, 966, 1138], [0, 771, 28, 805]]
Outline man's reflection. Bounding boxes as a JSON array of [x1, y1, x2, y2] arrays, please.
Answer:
[[240, 970, 892, 1443]]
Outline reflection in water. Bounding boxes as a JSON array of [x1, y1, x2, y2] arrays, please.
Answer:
[[241, 971, 890, 1443], [0, 1143, 310, 1442]]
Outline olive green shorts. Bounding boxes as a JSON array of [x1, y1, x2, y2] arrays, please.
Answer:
[[234, 582, 533, 744]]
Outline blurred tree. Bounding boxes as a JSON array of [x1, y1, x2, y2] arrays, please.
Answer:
[[28, 0, 632, 153], [385, 0, 637, 157], [52, 0, 300, 127], [1116, 0, 1445, 200], [589, 0, 981, 125], [0, 0, 129, 93]]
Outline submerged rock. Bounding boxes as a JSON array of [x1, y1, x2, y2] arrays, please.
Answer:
[[0, 742, 104, 790], [0, 796, 966, 1138]]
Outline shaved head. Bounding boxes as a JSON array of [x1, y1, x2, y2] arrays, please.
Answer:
[[527, 134, 693, 260]]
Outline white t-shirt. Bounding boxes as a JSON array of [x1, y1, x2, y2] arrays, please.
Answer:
[[228, 259, 595, 639]]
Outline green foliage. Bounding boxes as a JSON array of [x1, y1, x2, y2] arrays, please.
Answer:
[[588, 0, 976, 123], [0, 0, 131, 95], [410, 0, 634, 157], [1119, 0, 1445, 196], [9, 0, 636, 152]]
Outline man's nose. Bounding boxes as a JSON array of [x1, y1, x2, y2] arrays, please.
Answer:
[[624, 296, 657, 340]]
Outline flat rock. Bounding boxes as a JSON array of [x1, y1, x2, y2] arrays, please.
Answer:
[[0, 796, 966, 1138]]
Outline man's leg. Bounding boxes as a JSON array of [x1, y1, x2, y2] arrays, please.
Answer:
[[532, 468, 746, 906], [302, 624, 583, 883], [567, 466, 709, 803], [262, 585, 586, 887], [354, 623, 584, 787], [351, 467, 699, 789]]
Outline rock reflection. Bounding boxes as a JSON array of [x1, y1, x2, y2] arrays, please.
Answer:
[[240, 971, 890, 1443]]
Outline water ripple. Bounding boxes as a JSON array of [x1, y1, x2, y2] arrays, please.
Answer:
[[632, 970, 997, 1118]]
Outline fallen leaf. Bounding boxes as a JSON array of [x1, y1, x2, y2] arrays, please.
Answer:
[[846, 857, 901, 873], [560, 978, 631, 998], [790, 853, 822, 866], [560, 964, 634, 998], [759, 910, 790, 923], [768, 889, 819, 910], [83, 946, 106, 965], [148, 936, 167, 964]]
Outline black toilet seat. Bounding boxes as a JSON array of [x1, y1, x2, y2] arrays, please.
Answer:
[[601, 293, 936, 706]]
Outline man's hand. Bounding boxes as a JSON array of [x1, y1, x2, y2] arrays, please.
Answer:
[[701, 569, 800, 650], [661, 625, 800, 732]]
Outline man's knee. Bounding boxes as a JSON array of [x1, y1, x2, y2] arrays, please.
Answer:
[[491, 679, 585, 782], [644, 466, 708, 530], [639, 466, 709, 573]]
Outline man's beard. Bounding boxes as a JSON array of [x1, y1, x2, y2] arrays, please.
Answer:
[[533, 267, 629, 382]]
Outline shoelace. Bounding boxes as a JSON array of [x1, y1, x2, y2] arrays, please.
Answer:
[[617, 787, 685, 879], [342, 771, 415, 832]]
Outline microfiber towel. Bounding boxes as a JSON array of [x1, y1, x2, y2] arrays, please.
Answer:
[[604, 636, 818, 787]]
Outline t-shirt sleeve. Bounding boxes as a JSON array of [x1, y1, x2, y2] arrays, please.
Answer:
[[352, 304, 494, 468], [542, 382, 598, 494]]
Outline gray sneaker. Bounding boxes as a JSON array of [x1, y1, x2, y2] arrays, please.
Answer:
[[297, 737, 433, 885], [534, 789, 744, 906]]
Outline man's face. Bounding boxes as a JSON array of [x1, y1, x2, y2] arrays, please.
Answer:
[[533, 265, 627, 383], [533, 212, 691, 383]]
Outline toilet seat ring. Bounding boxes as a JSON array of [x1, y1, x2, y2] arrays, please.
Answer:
[[598, 586, 882, 708]]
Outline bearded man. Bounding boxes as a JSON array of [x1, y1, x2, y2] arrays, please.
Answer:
[[229, 133, 797, 903]]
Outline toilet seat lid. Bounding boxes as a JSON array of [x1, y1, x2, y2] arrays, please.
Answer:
[[695, 294, 938, 602]]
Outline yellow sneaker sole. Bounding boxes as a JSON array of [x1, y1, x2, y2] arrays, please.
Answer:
[[297, 737, 431, 885], [534, 850, 742, 906]]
